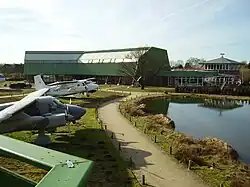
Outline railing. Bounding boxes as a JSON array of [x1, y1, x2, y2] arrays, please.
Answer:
[[0, 135, 94, 187]]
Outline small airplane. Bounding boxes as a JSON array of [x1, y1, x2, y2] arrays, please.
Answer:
[[34, 75, 99, 97], [0, 88, 86, 145]]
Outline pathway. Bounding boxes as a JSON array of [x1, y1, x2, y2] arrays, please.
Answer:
[[98, 92, 208, 187]]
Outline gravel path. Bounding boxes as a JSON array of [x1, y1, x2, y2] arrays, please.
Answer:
[[98, 93, 208, 187]]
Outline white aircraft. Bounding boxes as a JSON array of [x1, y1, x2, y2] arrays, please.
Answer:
[[0, 88, 86, 145], [34, 75, 99, 97]]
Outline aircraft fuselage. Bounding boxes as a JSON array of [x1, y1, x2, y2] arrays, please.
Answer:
[[0, 96, 86, 134], [46, 82, 98, 96]]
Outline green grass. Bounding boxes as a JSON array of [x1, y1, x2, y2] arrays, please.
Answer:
[[100, 84, 175, 93], [0, 81, 23, 87], [119, 96, 250, 187], [0, 89, 34, 96], [0, 91, 141, 187], [101, 84, 250, 102]]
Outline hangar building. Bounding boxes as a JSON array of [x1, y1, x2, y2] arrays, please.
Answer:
[[24, 46, 219, 86]]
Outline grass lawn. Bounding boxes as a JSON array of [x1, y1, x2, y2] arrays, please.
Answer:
[[100, 84, 175, 93], [0, 88, 34, 96], [0, 91, 141, 187], [0, 81, 24, 87]]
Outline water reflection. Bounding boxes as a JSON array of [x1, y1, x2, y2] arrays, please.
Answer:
[[198, 99, 244, 116], [146, 97, 250, 164]]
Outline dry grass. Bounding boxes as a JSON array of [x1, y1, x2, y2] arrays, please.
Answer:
[[168, 92, 250, 101], [119, 95, 250, 187]]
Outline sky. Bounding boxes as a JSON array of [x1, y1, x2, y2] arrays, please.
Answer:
[[0, 0, 250, 63]]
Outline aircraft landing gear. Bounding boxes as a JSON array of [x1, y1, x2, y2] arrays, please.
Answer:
[[34, 129, 52, 146], [33, 118, 51, 146], [46, 127, 57, 133]]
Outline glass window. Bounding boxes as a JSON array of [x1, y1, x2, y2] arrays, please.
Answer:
[[80, 50, 147, 64]]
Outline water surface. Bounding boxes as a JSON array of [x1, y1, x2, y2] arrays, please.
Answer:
[[147, 98, 250, 163]]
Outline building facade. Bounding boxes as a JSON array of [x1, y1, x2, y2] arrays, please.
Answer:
[[24, 47, 172, 85], [199, 55, 245, 85], [199, 55, 245, 75], [24, 47, 227, 87]]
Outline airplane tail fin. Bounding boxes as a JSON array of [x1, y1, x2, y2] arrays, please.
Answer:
[[34, 75, 48, 90]]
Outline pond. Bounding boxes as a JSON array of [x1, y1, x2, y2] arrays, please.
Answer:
[[146, 97, 250, 164]]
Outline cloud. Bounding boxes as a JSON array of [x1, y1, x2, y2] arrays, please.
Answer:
[[159, 0, 212, 21], [0, 0, 249, 63]]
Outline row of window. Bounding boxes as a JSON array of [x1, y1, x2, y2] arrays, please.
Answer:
[[203, 64, 241, 70]]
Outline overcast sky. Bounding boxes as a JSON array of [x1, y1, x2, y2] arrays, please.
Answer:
[[0, 0, 249, 63]]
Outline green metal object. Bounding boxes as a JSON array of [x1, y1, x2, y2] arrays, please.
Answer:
[[24, 63, 125, 76], [0, 135, 94, 187]]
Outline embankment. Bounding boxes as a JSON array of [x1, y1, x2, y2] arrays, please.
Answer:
[[119, 94, 250, 187]]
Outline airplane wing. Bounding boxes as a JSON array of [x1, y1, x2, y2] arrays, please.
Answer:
[[0, 88, 49, 123], [85, 78, 96, 81], [48, 80, 78, 86]]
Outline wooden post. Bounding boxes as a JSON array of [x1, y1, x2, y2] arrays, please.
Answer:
[[104, 125, 107, 130], [129, 156, 133, 167], [154, 135, 157, 143], [220, 184, 224, 187], [118, 142, 121, 151], [142, 175, 145, 185], [188, 160, 192, 170], [169, 146, 172, 155]]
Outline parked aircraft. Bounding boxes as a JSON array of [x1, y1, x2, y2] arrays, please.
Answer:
[[0, 88, 86, 145], [34, 75, 99, 97]]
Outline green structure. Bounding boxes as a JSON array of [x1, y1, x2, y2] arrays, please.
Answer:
[[0, 135, 94, 187], [24, 46, 219, 86]]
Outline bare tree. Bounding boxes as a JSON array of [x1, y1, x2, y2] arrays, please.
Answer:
[[119, 49, 170, 89], [119, 50, 146, 87]]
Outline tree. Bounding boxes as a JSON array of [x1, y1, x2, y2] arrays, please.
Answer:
[[177, 60, 184, 65], [119, 49, 169, 89], [0, 64, 24, 79], [119, 50, 143, 86], [170, 60, 176, 67], [184, 62, 192, 68], [240, 64, 250, 84], [171, 64, 183, 69], [186, 57, 205, 66], [241, 61, 248, 65]]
